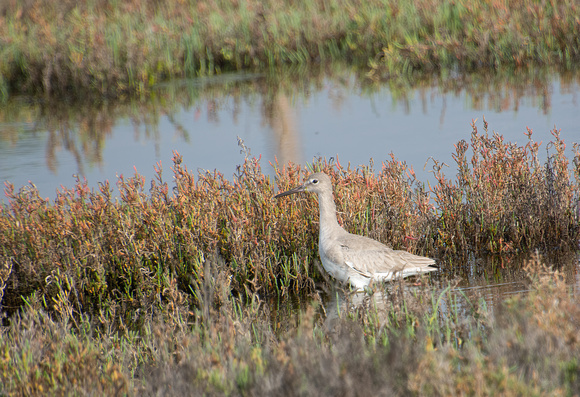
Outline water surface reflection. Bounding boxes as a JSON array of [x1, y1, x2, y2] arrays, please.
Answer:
[[1, 66, 579, 201]]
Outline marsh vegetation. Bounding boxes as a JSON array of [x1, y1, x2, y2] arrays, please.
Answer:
[[1, 0, 579, 100], [1, 0, 580, 394], [1, 124, 580, 394]]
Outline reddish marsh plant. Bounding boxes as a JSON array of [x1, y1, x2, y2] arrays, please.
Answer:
[[1, 126, 578, 329], [432, 118, 579, 255]]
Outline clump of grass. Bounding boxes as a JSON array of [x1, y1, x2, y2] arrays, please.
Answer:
[[0, 0, 579, 101], [0, 296, 129, 395]]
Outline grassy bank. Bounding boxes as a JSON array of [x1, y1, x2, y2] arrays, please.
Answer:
[[0, 0, 579, 101]]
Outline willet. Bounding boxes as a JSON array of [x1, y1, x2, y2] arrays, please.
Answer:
[[275, 172, 437, 290]]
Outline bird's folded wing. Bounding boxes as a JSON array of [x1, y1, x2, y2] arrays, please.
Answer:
[[341, 246, 435, 275]]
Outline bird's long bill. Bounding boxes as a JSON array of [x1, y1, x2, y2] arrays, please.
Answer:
[[274, 184, 306, 198]]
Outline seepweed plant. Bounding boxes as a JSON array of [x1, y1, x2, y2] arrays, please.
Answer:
[[432, 118, 580, 255]]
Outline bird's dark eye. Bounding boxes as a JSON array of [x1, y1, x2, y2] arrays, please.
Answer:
[[312, 179, 319, 184]]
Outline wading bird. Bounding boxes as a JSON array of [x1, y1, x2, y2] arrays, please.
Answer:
[[275, 172, 437, 290]]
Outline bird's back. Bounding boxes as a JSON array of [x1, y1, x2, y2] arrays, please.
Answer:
[[321, 229, 436, 283]]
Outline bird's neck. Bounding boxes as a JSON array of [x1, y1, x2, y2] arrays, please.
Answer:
[[317, 192, 342, 237]]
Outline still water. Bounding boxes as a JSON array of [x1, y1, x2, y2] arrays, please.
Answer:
[[1, 67, 579, 202]]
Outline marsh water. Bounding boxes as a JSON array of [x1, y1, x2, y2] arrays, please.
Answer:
[[1, 64, 580, 312], [268, 251, 580, 334]]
